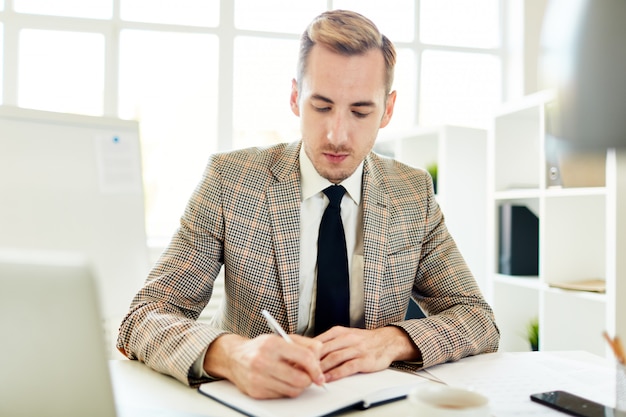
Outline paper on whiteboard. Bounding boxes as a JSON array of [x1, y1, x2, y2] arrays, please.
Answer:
[[95, 134, 142, 194]]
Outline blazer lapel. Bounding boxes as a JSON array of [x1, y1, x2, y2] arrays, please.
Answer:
[[265, 147, 391, 332], [267, 142, 302, 333], [361, 155, 390, 329]]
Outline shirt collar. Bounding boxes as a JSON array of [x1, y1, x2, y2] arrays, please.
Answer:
[[300, 144, 363, 205]]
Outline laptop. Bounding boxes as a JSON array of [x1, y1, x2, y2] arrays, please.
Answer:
[[0, 250, 215, 417], [0, 250, 117, 417]]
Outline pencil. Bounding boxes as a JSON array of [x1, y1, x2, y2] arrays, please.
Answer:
[[614, 336, 626, 365], [603, 331, 626, 364]]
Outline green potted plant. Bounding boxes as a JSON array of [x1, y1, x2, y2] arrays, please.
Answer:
[[426, 162, 438, 194], [527, 317, 539, 351]]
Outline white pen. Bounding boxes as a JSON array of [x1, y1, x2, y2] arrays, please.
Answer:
[[261, 309, 293, 343], [261, 309, 328, 391]]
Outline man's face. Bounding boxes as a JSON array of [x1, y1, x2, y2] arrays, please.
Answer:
[[290, 45, 396, 184]]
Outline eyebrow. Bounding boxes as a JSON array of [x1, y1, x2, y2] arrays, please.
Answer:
[[311, 94, 376, 108]]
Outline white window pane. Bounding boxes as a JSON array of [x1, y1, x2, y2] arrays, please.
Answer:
[[419, 50, 501, 129], [119, 30, 218, 239], [233, 37, 300, 149], [235, 0, 326, 33], [14, 0, 112, 19], [333, 0, 415, 42], [18, 29, 104, 115], [121, 0, 219, 27], [420, 0, 500, 48], [388, 48, 417, 129]]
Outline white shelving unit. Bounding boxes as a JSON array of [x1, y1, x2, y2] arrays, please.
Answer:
[[487, 90, 626, 357], [376, 125, 488, 292]]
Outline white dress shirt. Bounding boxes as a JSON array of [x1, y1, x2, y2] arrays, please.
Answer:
[[298, 145, 365, 335]]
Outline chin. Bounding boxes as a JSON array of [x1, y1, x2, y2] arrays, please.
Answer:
[[325, 171, 351, 184], [313, 161, 355, 184]]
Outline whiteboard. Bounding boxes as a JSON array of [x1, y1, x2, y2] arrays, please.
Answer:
[[0, 106, 150, 321]]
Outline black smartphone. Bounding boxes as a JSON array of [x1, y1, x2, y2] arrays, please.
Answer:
[[530, 390, 625, 417]]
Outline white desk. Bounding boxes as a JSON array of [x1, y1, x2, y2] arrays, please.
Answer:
[[110, 360, 412, 417], [110, 351, 618, 417]]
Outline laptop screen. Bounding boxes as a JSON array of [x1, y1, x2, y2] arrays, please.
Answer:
[[0, 250, 117, 417]]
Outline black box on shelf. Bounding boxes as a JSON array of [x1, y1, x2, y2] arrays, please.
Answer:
[[498, 204, 539, 276]]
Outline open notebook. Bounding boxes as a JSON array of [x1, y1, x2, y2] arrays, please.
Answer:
[[199, 367, 428, 417]]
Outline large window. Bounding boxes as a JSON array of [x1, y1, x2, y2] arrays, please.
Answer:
[[0, 0, 506, 242]]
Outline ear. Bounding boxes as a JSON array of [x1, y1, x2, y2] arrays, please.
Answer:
[[379, 90, 397, 128], [290, 79, 300, 117]]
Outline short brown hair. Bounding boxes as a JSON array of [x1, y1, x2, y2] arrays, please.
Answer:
[[297, 10, 396, 94]]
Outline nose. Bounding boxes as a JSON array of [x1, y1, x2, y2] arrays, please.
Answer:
[[326, 110, 349, 146]]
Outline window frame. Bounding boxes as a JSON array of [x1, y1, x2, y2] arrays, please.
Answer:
[[0, 0, 513, 242]]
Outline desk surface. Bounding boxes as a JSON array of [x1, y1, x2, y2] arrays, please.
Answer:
[[110, 351, 617, 417], [110, 360, 412, 417]]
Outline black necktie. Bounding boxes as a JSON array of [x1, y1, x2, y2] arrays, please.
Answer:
[[314, 185, 350, 335]]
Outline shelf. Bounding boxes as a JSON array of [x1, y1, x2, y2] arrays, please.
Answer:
[[495, 187, 607, 200], [494, 189, 541, 200], [488, 91, 623, 359], [494, 275, 608, 303], [544, 187, 606, 197], [493, 274, 541, 290], [544, 286, 606, 303]]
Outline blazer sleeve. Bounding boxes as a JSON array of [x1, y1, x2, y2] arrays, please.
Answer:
[[391, 173, 500, 369], [116, 153, 229, 387]]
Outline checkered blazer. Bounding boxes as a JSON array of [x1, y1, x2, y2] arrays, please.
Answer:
[[117, 141, 499, 386]]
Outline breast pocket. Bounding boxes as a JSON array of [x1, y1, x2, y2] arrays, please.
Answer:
[[376, 246, 421, 323]]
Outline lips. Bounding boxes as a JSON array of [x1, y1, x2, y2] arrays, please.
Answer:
[[323, 152, 348, 163]]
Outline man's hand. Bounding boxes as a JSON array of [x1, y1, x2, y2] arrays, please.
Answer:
[[314, 326, 420, 383], [203, 333, 325, 399]]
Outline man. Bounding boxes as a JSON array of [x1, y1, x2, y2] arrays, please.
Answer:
[[117, 10, 499, 400]]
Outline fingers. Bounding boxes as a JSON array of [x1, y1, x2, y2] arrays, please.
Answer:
[[313, 327, 401, 383], [289, 334, 326, 386], [314, 326, 359, 361], [282, 334, 326, 387], [228, 334, 324, 399], [291, 333, 323, 358], [315, 327, 365, 382], [208, 327, 416, 397]]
